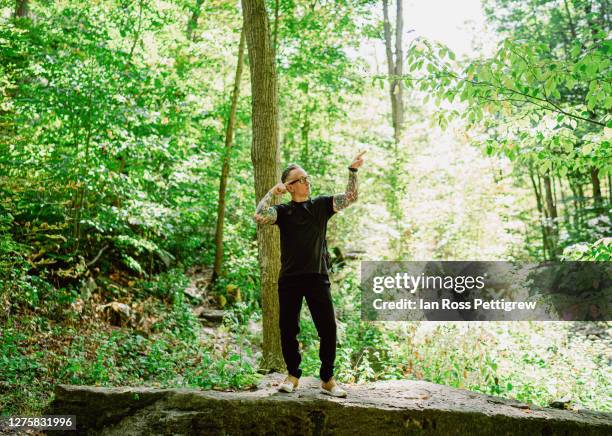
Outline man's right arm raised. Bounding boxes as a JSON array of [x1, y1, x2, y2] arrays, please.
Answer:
[[253, 189, 278, 225], [253, 183, 286, 225]]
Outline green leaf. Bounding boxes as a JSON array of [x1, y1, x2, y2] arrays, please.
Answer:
[[581, 143, 593, 154], [539, 161, 552, 173], [570, 44, 581, 58]]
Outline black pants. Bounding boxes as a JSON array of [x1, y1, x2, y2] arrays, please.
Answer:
[[278, 274, 337, 383]]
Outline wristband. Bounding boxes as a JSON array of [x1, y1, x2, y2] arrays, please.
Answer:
[[348, 167, 358, 173]]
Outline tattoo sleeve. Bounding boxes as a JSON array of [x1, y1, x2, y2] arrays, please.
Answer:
[[254, 189, 278, 225], [332, 170, 358, 212]]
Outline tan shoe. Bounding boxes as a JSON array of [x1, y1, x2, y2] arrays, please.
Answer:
[[278, 375, 299, 393], [320, 378, 347, 398]]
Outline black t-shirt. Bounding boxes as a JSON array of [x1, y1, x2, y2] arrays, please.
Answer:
[[273, 195, 336, 283]]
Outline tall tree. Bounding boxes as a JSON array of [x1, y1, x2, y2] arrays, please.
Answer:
[[382, 0, 410, 257], [186, 0, 204, 41], [14, 0, 29, 19], [241, 0, 284, 372], [213, 28, 246, 283], [382, 0, 404, 145]]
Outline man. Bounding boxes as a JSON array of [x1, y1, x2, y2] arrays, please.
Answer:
[[253, 151, 366, 398]]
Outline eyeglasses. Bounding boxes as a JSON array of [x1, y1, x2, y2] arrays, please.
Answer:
[[286, 175, 311, 185]]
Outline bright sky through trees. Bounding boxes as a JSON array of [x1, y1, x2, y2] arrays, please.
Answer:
[[404, 0, 496, 57]]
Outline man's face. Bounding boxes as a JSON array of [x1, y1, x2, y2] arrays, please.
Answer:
[[285, 167, 311, 196]]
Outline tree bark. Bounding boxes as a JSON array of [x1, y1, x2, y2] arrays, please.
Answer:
[[590, 166, 602, 207], [393, 0, 404, 144], [568, 176, 580, 228], [563, 0, 577, 40], [382, 0, 406, 255], [14, 0, 29, 19], [558, 176, 570, 223], [213, 28, 246, 283], [273, 0, 279, 56], [577, 182, 585, 212], [543, 173, 559, 259], [529, 166, 549, 260], [382, 0, 404, 145], [186, 0, 205, 41], [128, 0, 144, 60], [241, 0, 284, 373], [543, 174, 558, 221]]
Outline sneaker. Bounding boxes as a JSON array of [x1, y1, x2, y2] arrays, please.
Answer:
[[320, 378, 347, 398], [278, 375, 299, 393]]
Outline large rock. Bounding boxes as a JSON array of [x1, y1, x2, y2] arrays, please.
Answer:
[[47, 373, 611, 435]]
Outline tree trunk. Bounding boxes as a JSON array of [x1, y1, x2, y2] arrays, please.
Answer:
[[543, 174, 558, 221], [212, 29, 246, 283], [543, 173, 559, 259], [382, 0, 405, 256], [14, 0, 29, 19], [241, 0, 284, 373], [393, 0, 404, 144], [301, 101, 310, 169], [273, 0, 279, 56], [186, 0, 204, 41], [557, 176, 570, 225], [128, 0, 144, 60], [567, 175, 580, 228], [529, 167, 549, 260], [590, 166, 602, 207], [382, 0, 404, 145], [577, 182, 585, 218], [562, 0, 577, 40]]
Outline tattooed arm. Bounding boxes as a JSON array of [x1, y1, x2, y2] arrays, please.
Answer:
[[253, 182, 286, 225], [332, 150, 366, 213], [332, 169, 358, 212]]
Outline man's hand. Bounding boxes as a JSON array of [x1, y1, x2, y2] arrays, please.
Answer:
[[349, 150, 367, 169], [253, 213, 268, 224], [252, 183, 286, 225], [271, 182, 288, 196]]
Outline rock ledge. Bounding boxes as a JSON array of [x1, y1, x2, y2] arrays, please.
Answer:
[[47, 372, 611, 435]]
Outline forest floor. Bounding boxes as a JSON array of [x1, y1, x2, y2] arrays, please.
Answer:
[[1, 263, 610, 418]]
